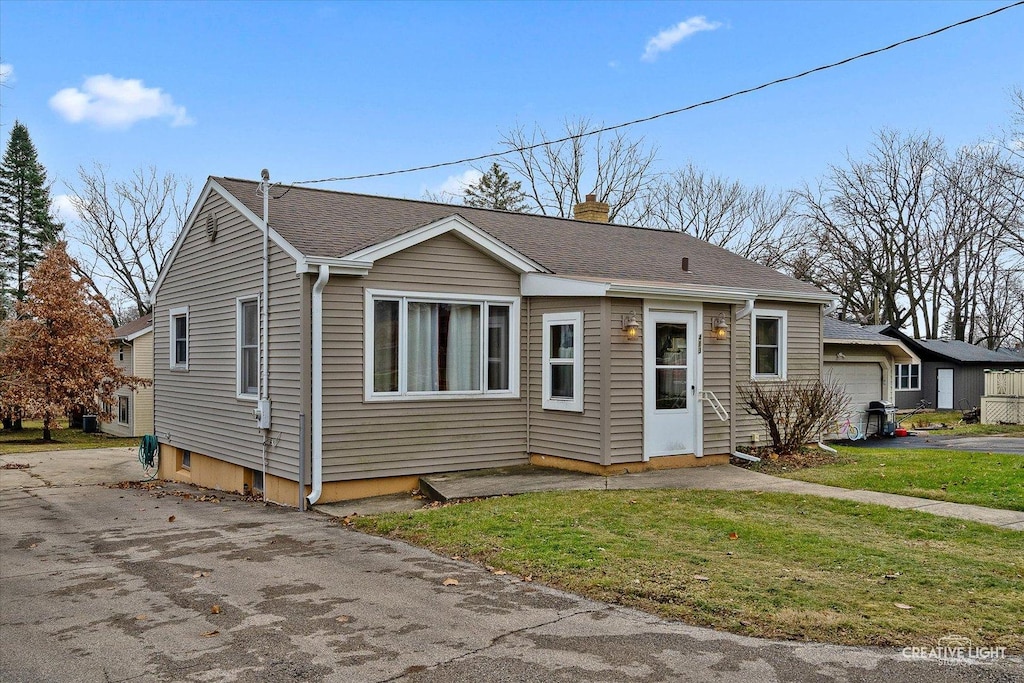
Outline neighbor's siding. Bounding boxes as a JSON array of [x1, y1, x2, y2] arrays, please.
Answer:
[[734, 301, 823, 444], [320, 232, 527, 481], [527, 296, 604, 464], [153, 190, 303, 479], [132, 332, 154, 436]]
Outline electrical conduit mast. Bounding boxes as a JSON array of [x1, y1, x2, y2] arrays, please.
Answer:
[[257, 169, 272, 502]]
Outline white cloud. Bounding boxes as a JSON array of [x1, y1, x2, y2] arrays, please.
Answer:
[[642, 16, 722, 62], [49, 74, 194, 128], [433, 168, 483, 198], [0, 63, 13, 84], [52, 194, 79, 225]]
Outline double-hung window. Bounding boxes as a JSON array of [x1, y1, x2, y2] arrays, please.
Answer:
[[366, 290, 518, 400], [542, 312, 583, 412], [237, 297, 260, 398], [895, 363, 920, 391], [118, 396, 130, 425], [751, 309, 787, 380], [169, 306, 189, 370]]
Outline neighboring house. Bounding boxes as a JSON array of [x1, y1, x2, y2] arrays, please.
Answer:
[[873, 326, 1024, 410], [822, 318, 918, 422], [101, 313, 154, 438], [151, 177, 833, 506]]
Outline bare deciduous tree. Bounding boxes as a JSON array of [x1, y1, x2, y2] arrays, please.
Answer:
[[67, 165, 192, 325], [632, 163, 797, 268], [500, 118, 658, 222]]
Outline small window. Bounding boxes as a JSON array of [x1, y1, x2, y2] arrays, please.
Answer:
[[895, 363, 920, 391], [542, 312, 583, 412], [751, 310, 787, 380], [118, 345, 125, 361], [366, 291, 519, 400], [251, 469, 264, 493], [237, 297, 260, 398], [169, 306, 189, 369], [117, 396, 129, 425], [181, 449, 191, 470]]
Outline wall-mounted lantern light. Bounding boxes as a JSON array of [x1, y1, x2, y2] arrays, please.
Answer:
[[622, 312, 640, 340], [711, 315, 729, 341]]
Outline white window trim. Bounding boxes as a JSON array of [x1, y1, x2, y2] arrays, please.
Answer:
[[363, 288, 520, 402], [169, 306, 189, 371], [751, 308, 788, 381], [117, 396, 130, 425], [236, 295, 261, 401], [542, 312, 584, 412], [895, 362, 921, 391]]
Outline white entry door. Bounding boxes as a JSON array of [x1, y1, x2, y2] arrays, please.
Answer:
[[644, 309, 699, 459], [937, 368, 954, 409]]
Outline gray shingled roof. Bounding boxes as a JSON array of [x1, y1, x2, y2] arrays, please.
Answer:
[[213, 177, 825, 298], [823, 317, 895, 342], [111, 313, 153, 340], [912, 338, 1024, 364]]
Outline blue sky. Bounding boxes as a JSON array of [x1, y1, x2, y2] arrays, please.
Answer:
[[1, 0, 1022, 218]]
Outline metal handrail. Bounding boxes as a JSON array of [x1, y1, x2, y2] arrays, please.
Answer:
[[698, 390, 729, 421]]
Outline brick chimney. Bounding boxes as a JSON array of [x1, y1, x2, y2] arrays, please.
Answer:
[[573, 193, 610, 223]]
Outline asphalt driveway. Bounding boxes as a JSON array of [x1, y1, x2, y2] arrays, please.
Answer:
[[840, 433, 1024, 454], [1, 449, 1020, 682]]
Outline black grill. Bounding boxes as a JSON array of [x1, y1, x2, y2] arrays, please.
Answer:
[[867, 401, 897, 437]]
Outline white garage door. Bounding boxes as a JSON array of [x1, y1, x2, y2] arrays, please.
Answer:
[[825, 362, 883, 414]]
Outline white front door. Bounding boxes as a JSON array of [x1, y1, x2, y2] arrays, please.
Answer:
[[644, 309, 699, 459], [937, 368, 954, 409]]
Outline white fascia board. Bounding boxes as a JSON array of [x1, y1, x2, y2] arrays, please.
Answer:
[[123, 326, 154, 343], [150, 178, 304, 302], [606, 282, 758, 304], [301, 256, 372, 276], [344, 214, 548, 274], [826, 338, 919, 364], [521, 274, 610, 297]]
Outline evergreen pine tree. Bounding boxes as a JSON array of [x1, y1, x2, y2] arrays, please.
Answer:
[[0, 121, 63, 301], [463, 162, 528, 212]]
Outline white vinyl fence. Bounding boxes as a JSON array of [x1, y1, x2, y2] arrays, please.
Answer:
[[981, 370, 1024, 425]]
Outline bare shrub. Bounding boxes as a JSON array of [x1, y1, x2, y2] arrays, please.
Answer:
[[739, 378, 849, 455]]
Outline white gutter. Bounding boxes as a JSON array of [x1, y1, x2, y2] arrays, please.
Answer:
[[307, 264, 330, 505], [736, 299, 755, 319]]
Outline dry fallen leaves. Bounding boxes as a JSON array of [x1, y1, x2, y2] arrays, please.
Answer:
[[335, 615, 352, 624], [210, 605, 221, 614], [728, 532, 739, 540], [168, 515, 176, 523], [442, 578, 460, 586], [693, 575, 710, 582], [201, 630, 220, 637], [894, 603, 913, 610], [134, 614, 147, 621], [192, 570, 210, 578]]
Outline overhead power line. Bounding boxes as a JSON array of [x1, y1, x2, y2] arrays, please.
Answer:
[[292, 1, 1024, 187]]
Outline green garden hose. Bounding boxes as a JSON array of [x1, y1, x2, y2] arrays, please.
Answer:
[[138, 434, 159, 481]]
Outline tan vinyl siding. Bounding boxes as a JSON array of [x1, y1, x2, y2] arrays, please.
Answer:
[[527, 297, 604, 463], [153, 191, 303, 479], [608, 299, 643, 463], [734, 301, 823, 443], [132, 332, 154, 436], [321, 232, 527, 480], [701, 306, 733, 455]]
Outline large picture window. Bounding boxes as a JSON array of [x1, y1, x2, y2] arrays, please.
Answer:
[[366, 290, 518, 400], [895, 363, 920, 391], [751, 309, 787, 380], [542, 312, 583, 412], [237, 297, 260, 398], [169, 306, 189, 370]]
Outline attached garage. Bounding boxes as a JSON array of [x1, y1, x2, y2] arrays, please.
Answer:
[[825, 361, 883, 414]]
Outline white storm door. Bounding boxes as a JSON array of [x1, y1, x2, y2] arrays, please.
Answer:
[[937, 368, 954, 410], [644, 310, 698, 459]]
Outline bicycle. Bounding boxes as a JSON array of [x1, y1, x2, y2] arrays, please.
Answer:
[[836, 414, 865, 441]]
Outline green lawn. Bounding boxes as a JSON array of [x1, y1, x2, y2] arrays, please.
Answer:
[[0, 420, 138, 454], [779, 448, 1024, 511], [356, 490, 1024, 650]]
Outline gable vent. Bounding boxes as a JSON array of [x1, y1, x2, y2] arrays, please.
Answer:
[[206, 213, 219, 242]]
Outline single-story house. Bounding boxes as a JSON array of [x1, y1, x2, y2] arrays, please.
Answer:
[[873, 326, 1024, 410], [100, 313, 153, 437], [151, 177, 834, 506], [822, 318, 918, 423]]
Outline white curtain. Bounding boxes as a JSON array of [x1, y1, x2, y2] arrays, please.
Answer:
[[446, 304, 480, 391], [408, 303, 439, 391]]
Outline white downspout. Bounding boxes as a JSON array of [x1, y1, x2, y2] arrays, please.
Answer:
[[260, 169, 271, 504], [736, 298, 755, 320], [307, 264, 330, 505]]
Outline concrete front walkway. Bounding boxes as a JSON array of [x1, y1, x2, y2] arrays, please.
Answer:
[[419, 464, 1024, 531]]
